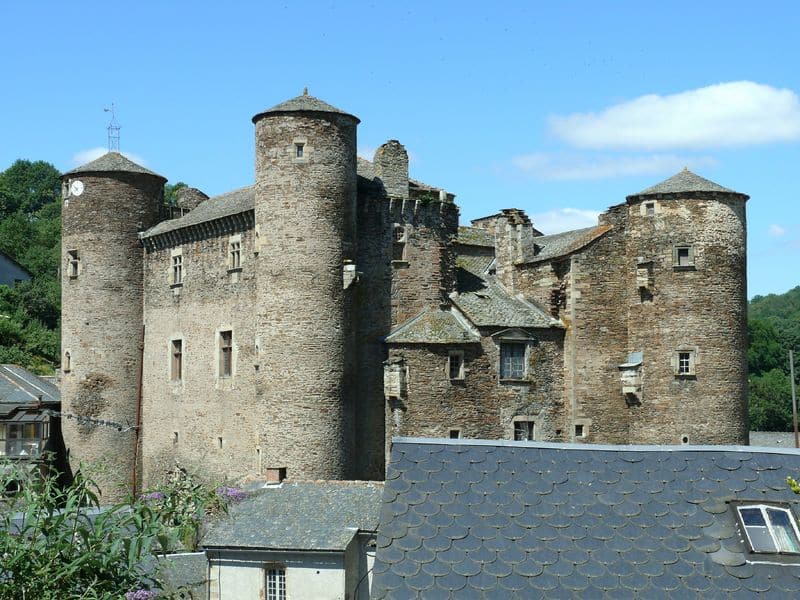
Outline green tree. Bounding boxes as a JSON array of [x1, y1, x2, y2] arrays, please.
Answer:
[[749, 368, 794, 431], [748, 318, 786, 375], [0, 159, 61, 216]]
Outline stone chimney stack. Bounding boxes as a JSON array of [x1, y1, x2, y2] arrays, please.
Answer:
[[374, 140, 409, 199], [494, 208, 535, 289]]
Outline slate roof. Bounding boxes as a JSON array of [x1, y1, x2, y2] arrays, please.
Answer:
[[203, 481, 383, 551], [252, 91, 359, 123], [373, 438, 800, 599], [142, 185, 255, 238], [457, 227, 494, 248], [456, 253, 495, 278], [627, 168, 746, 199], [518, 224, 612, 265], [63, 152, 166, 181], [452, 277, 561, 329], [386, 308, 481, 345], [0, 364, 59, 417]]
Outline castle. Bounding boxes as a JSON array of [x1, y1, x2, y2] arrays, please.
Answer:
[[59, 92, 749, 498]]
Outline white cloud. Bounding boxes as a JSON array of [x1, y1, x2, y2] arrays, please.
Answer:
[[530, 208, 601, 235], [510, 152, 717, 180], [549, 81, 800, 150], [768, 224, 786, 237], [71, 147, 147, 167]]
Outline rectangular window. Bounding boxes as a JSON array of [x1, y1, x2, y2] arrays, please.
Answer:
[[673, 244, 695, 268], [219, 330, 233, 377], [645, 202, 655, 216], [737, 505, 800, 554], [266, 567, 286, 600], [448, 351, 464, 380], [514, 420, 535, 441], [676, 350, 695, 376], [229, 239, 241, 270], [172, 253, 183, 285], [295, 143, 304, 158], [67, 250, 79, 278], [575, 424, 585, 437], [3, 423, 43, 457], [500, 343, 526, 380], [449, 429, 461, 439], [171, 339, 183, 381]]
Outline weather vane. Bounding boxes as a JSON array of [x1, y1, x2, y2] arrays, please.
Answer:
[[103, 103, 120, 152]]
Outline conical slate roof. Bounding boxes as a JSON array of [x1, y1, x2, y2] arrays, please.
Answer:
[[252, 89, 359, 123], [627, 168, 745, 199], [64, 151, 166, 181]]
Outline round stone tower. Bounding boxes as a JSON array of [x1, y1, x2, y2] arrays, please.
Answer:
[[252, 91, 358, 479], [624, 169, 749, 445], [61, 152, 165, 500]]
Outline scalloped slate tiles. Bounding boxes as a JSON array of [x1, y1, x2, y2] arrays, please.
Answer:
[[371, 439, 800, 598]]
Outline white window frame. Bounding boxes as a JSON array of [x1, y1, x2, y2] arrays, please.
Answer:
[[266, 565, 286, 600], [736, 504, 800, 554]]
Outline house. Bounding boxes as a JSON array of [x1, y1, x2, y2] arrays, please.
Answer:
[[203, 480, 383, 600], [373, 438, 800, 598], [0, 364, 60, 461], [0, 251, 30, 287]]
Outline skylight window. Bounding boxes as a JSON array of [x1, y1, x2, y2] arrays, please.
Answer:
[[737, 504, 800, 554]]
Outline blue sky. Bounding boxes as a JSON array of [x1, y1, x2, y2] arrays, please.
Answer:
[[1, 1, 798, 298]]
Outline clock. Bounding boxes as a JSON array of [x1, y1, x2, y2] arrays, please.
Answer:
[[70, 180, 84, 196]]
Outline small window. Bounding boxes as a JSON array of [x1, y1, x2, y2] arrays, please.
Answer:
[[448, 351, 464, 381], [171, 339, 183, 381], [295, 143, 304, 159], [500, 343, 526, 380], [392, 225, 406, 262], [63, 351, 71, 373], [645, 202, 655, 216], [173, 431, 179, 444], [266, 567, 286, 600], [171, 252, 183, 286], [514, 420, 535, 441], [575, 424, 585, 438], [229, 238, 241, 270], [219, 330, 233, 377], [737, 504, 800, 554], [67, 250, 79, 278], [449, 429, 461, 439], [673, 244, 695, 268], [675, 350, 695, 376]]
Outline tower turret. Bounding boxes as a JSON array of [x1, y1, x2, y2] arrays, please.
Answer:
[[252, 92, 359, 479], [624, 169, 749, 444], [61, 152, 165, 500]]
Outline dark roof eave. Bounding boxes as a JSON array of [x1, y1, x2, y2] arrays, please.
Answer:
[[252, 109, 360, 124], [626, 190, 750, 202]]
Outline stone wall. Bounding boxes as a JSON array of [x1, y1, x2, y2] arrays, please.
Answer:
[[253, 110, 358, 480], [141, 225, 258, 486], [624, 193, 748, 445], [61, 171, 163, 501], [387, 328, 565, 443]]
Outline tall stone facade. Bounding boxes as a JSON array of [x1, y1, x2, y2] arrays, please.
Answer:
[[60, 92, 749, 497]]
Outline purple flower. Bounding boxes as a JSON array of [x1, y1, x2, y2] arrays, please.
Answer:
[[139, 491, 166, 502], [126, 590, 158, 600], [215, 486, 248, 502]]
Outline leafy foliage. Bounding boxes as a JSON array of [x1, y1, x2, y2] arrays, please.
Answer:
[[748, 286, 800, 431], [0, 159, 62, 373], [0, 462, 241, 599]]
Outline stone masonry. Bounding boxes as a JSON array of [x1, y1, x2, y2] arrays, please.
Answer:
[[59, 92, 750, 497]]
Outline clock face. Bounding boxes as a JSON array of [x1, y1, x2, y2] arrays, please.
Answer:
[[70, 180, 84, 196]]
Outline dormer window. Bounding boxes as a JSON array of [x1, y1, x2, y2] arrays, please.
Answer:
[[736, 504, 800, 554]]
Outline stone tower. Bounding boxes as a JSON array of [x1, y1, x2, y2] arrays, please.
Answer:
[[252, 91, 359, 479], [624, 169, 749, 444], [61, 152, 165, 500]]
